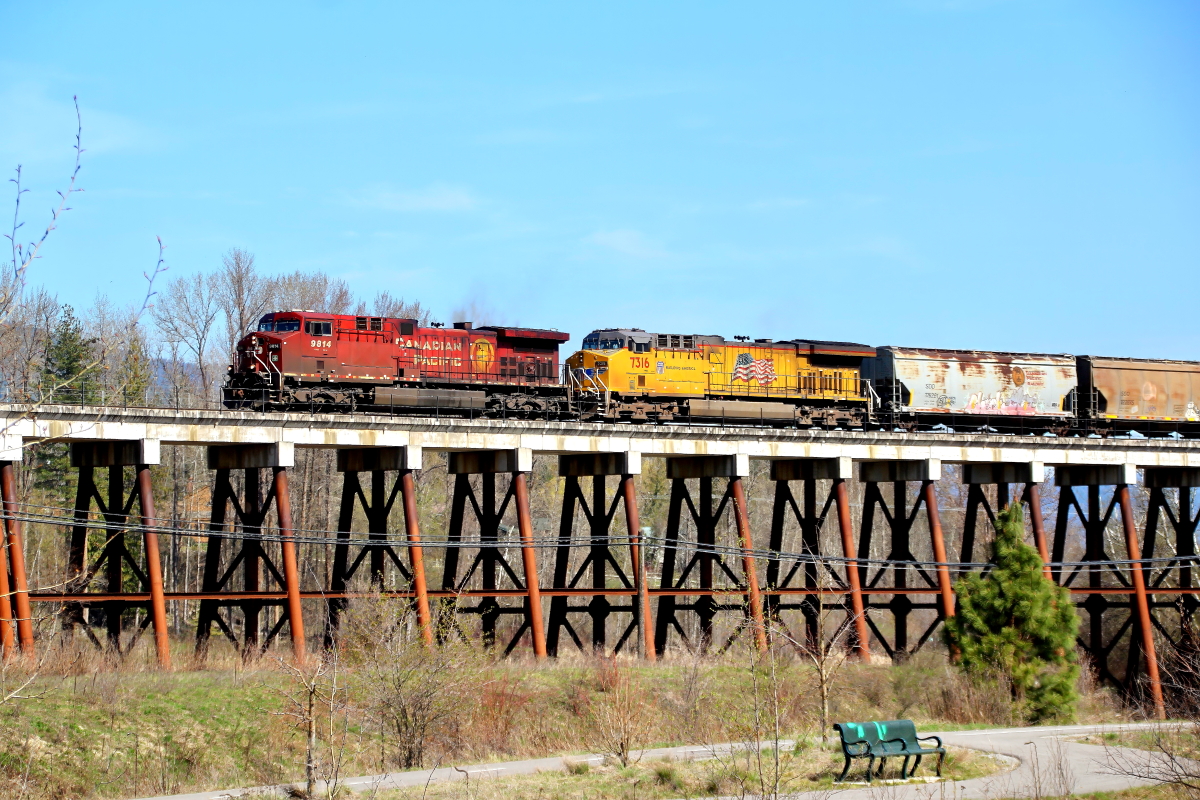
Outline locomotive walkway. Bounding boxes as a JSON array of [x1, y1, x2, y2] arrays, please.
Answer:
[[130, 721, 1178, 800]]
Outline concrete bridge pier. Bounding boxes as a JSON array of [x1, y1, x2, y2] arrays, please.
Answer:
[[195, 444, 305, 663], [63, 441, 169, 666], [441, 450, 545, 658], [327, 446, 431, 645]]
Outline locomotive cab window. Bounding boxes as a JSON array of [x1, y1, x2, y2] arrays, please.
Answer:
[[305, 320, 332, 336], [275, 319, 301, 332], [258, 318, 274, 332]]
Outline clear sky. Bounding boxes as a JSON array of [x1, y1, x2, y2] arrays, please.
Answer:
[[3, 1, 1198, 358]]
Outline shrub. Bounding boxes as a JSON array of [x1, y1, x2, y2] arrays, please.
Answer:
[[943, 504, 1080, 722]]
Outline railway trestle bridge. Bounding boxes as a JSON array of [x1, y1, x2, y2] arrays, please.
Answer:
[[0, 404, 1196, 717]]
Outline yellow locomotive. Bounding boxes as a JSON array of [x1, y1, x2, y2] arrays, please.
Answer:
[[565, 328, 875, 425]]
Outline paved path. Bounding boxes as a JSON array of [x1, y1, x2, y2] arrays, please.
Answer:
[[131, 722, 1177, 800]]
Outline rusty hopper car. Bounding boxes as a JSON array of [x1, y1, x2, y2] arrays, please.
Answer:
[[566, 328, 875, 425], [865, 347, 1078, 426], [1077, 356, 1200, 427], [224, 311, 569, 413]]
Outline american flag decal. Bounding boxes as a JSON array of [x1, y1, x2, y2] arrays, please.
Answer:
[[732, 352, 777, 384]]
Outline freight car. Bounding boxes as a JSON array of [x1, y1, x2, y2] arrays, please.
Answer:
[[862, 347, 1080, 432], [224, 311, 569, 414], [565, 328, 874, 425], [1076, 356, 1200, 430]]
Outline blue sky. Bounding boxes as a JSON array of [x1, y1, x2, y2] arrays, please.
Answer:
[[3, 1, 1198, 357]]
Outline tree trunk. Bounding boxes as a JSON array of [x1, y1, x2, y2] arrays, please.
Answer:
[[306, 687, 317, 797]]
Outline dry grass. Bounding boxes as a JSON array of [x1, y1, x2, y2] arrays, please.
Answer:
[[0, 633, 1128, 800], [374, 743, 1004, 800]]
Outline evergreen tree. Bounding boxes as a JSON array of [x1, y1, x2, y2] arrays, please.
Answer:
[[943, 504, 1080, 722], [116, 325, 152, 405], [40, 304, 97, 401], [33, 305, 98, 495]]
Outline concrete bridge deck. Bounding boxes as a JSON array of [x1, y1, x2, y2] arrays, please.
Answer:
[[0, 404, 1196, 472]]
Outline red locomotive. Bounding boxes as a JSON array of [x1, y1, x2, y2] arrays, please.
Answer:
[[224, 310, 569, 414]]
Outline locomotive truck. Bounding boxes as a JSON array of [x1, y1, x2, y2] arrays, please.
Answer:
[[224, 310, 1200, 436]]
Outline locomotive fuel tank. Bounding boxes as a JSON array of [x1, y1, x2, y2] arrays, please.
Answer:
[[1077, 356, 1200, 422], [864, 347, 1078, 417]]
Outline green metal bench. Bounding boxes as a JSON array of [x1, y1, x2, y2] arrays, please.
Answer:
[[833, 720, 945, 782]]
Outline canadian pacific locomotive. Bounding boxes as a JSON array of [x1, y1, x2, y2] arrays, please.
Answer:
[[224, 311, 1200, 437]]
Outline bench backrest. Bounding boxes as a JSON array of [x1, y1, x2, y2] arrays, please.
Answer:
[[834, 720, 919, 750], [834, 721, 881, 751], [887, 719, 920, 746]]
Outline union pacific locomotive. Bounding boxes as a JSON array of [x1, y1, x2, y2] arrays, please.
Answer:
[[224, 311, 1200, 436]]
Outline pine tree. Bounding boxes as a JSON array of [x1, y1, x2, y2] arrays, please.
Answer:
[[40, 304, 98, 401], [33, 305, 98, 496], [116, 325, 152, 405], [943, 504, 1080, 722]]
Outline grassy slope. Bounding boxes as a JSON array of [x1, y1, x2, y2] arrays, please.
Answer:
[[0, 648, 1128, 800]]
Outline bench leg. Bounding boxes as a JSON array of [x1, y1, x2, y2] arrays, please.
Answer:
[[877, 757, 887, 779], [909, 754, 922, 778], [838, 757, 852, 783], [900, 755, 911, 779], [866, 756, 875, 783], [936, 751, 944, 778]]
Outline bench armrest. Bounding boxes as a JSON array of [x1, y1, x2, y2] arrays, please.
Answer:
[[842, 742, 871, 756], [917, 735, 943, 748]]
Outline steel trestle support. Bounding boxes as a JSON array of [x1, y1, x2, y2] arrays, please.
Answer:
[[765, 458, 869, 659], [60, 443, 169, 665], [4, 431, 1195, 714], [653, 455, 766, 657], [195, 445, 305, 662], [855, 460, 955, 661], [547, 453, 653, 659], [439, 451, 545, 658], [327, 448, 432, 646]]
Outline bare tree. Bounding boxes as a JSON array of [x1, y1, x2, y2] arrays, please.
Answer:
[[340, 594, 478, 770], [1104, 649, 1200, 796], [776, 558, 861, 744], [152, 272, 220, 400], [215, 247, 273, 360], [3, 97, 84, 330], [273, 650, 348, 799], [362, 290, 433, 325], [273, 270, 354, 315], [0, 288, 58, 400], [585, 660, 654, 767]]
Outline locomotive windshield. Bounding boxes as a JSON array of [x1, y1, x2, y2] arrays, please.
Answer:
[[257, 315, 301, 332], [582, 334, 625, 350]]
